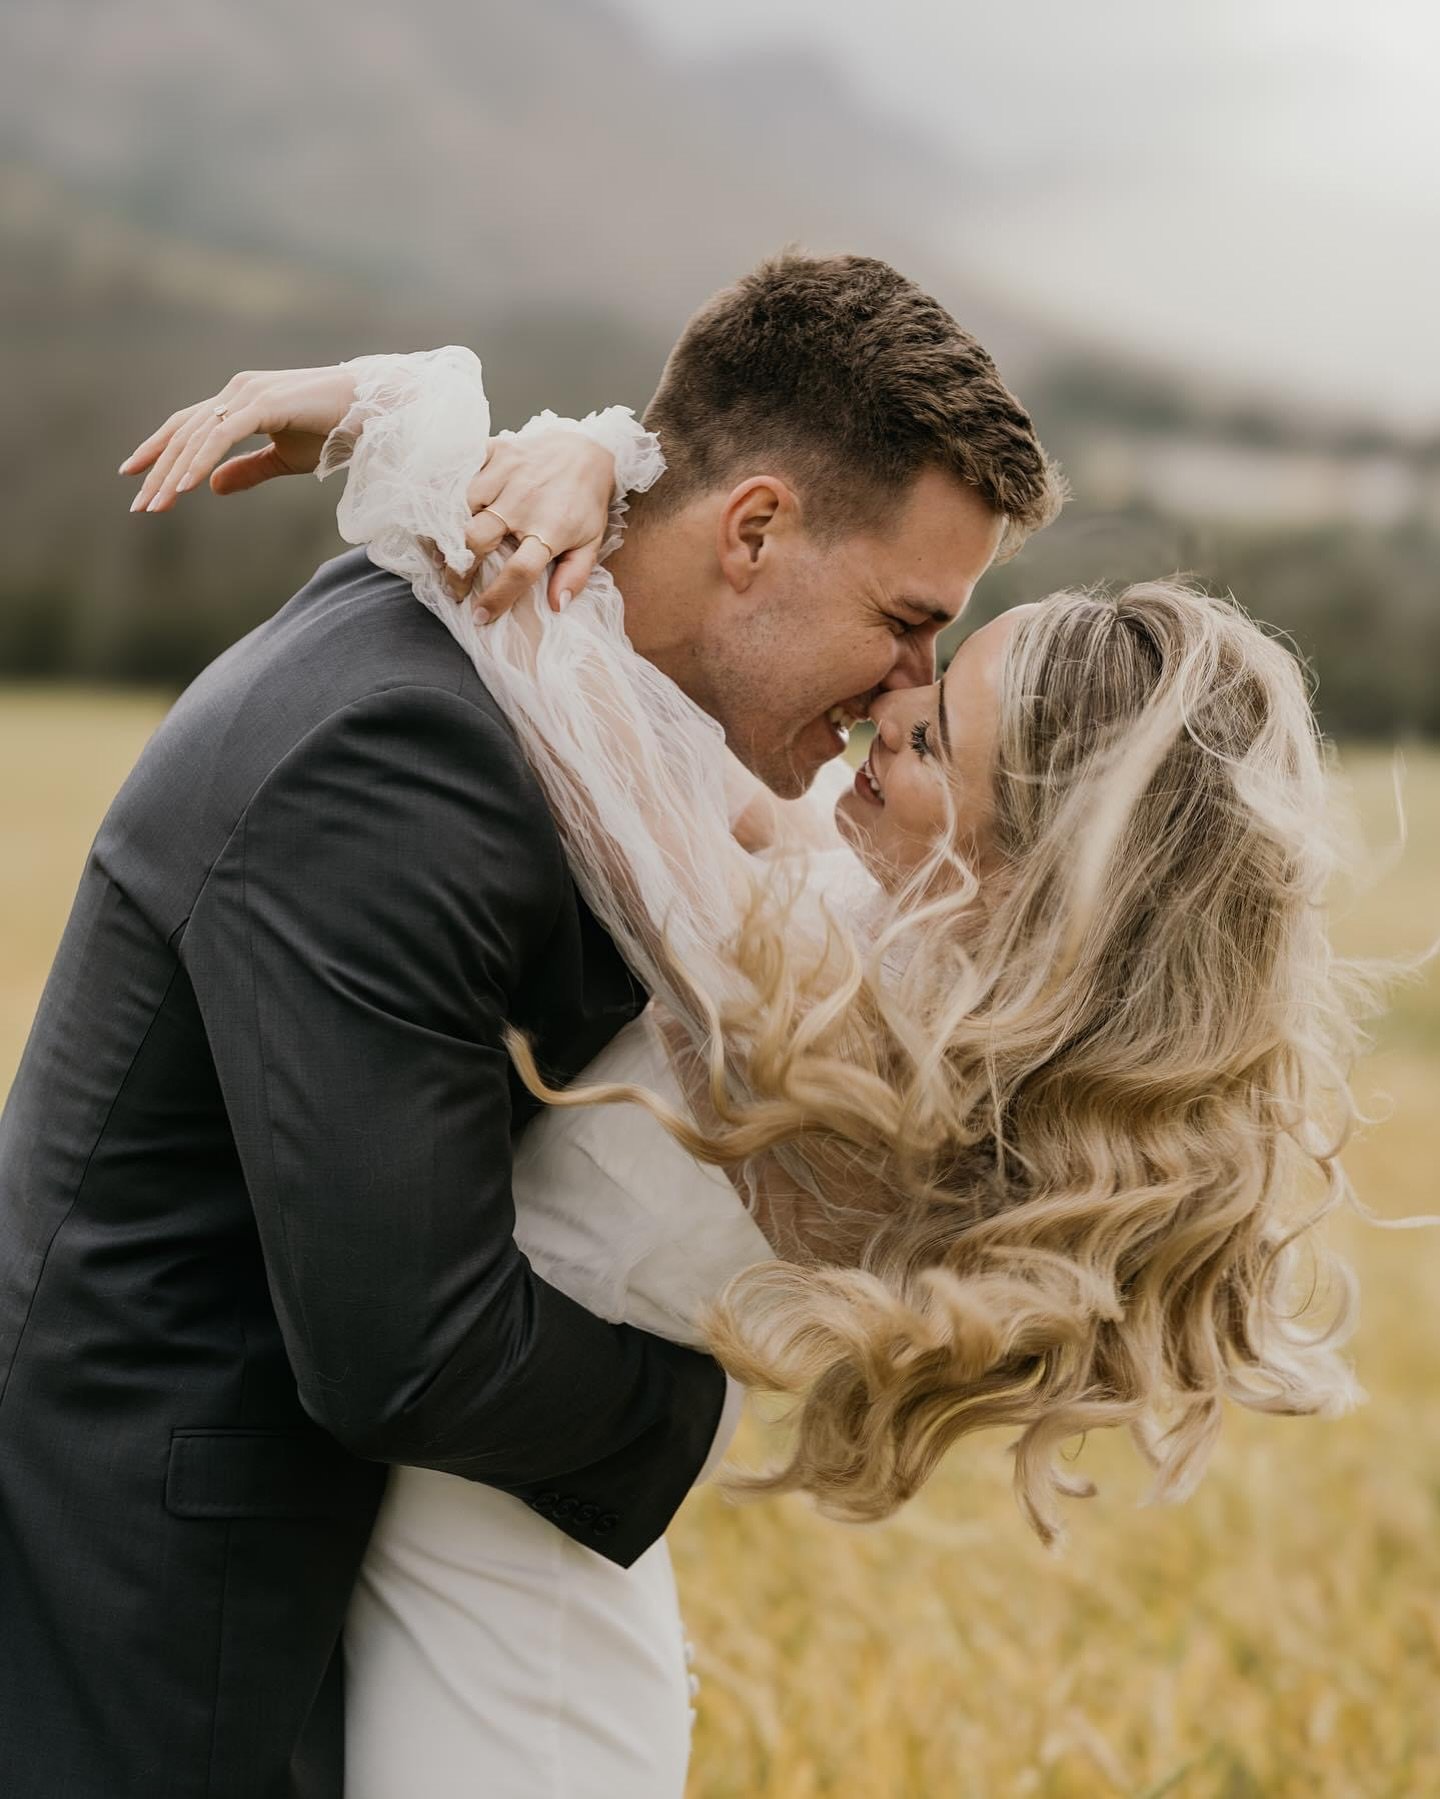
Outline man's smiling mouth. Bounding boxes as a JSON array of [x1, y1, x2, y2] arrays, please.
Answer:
[[825, 700, 869, 747]]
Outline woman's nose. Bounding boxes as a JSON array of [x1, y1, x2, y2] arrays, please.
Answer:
[[874, 714, 905, 753]]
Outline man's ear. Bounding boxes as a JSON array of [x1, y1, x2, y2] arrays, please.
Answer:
[[716, 476, 794, 593]]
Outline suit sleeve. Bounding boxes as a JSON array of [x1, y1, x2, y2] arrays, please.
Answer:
[[181, 681, 726, 1567]]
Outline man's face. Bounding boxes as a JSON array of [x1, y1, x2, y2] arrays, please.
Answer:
[[695, 468, 1006, 796]]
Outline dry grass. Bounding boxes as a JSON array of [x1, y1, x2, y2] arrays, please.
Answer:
[[2, 691, 1437, 1798]]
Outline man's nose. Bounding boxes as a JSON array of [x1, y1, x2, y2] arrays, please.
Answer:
[[878, 633, 937, 693]]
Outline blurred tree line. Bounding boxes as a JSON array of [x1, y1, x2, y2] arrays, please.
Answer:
[[968, 507, 1440, 740], [964, 365, 1440, 738], [9, 498, 1435, 745], [1, 185, 1435, 739]]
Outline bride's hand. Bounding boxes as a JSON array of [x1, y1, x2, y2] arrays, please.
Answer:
[[119, 359, 617, 617], [119, 365, 359, 513], [451, 430, 616, 620]]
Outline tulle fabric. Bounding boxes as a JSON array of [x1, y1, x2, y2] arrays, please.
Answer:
[[318, 347, 878, 1209]]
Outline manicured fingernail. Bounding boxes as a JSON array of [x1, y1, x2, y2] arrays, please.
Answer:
[[473, 606, 491, 626], [557, 589, 572, 610], [176, 474, 194, 493], [118, 459, 132, 475], [146, 496, 163, 512], [130, 493, 145, 513]]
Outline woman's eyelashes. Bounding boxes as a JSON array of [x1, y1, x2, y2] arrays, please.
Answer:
[[909, 718, 934, 760]]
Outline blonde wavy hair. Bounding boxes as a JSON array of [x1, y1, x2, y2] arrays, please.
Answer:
[[514, 579, 1401, 1544]]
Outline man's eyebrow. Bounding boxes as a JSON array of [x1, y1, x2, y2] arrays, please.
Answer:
[[897, 593, 956, 628]]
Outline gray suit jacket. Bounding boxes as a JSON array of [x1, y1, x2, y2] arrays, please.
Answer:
[[0, 547, 726, 1799]]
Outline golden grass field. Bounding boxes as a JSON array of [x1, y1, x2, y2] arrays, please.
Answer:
[[2, 687, 1437, 1798]]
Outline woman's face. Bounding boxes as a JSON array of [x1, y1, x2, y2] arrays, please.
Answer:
[[835, 604, 1036, 887]]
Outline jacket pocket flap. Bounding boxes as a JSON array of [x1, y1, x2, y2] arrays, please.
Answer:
[[165, 1428, 355, 1520]]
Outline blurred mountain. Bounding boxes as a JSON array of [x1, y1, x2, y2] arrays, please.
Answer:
[[0, 0, 1063, 682], [3, 0, 1434, 731], [0, 0, 1038, 362]]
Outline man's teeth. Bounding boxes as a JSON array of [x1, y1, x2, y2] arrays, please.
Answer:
[[863, 756, 882, 802]]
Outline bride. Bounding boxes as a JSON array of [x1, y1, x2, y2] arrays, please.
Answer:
[[126, 346, 1383, 1798]]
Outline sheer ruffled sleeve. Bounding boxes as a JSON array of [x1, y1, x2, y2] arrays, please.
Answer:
[[315, 345, 664, 571], [315, 347, 490, 584]]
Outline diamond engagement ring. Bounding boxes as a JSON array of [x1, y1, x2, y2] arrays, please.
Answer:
[[213, 405, 230, 421]]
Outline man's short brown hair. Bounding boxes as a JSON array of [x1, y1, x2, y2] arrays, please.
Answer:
[[639, 250, 1065, 559]]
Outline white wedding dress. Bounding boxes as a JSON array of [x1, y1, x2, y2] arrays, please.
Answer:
[[322, 347, 879, 1796], [343, 1009, 774, 1799]]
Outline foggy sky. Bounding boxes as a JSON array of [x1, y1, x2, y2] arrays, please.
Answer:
[[611, 0, 1440, 428]]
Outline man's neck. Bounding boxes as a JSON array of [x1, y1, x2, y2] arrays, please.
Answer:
[[603, 524, 703, 697]]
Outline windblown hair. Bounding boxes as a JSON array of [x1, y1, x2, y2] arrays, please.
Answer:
[[635, 249, 1066, 559], [515, 581, 1397, 1543]]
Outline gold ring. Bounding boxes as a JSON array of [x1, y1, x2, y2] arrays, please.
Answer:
[[483, 509, 511, 537], [522, 533, 556, 560]]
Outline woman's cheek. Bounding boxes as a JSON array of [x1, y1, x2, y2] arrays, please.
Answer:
[[895, 769, 938, 839]]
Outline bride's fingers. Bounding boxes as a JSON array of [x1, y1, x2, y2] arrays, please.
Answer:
[[170, 407, 264, 500], [547, 541, 599, 612], [464, 449, 511, 519], [472, 534, 554, 621], [127, 370, 259, 508], [438, 513, 509, 600], [131, 409, 215, 512], [125, 405, 205, 502], [441, 448, 515, 596], [465, 510, 513, 560], [142, 401, 259, 511], [119, 405, 193, 478]]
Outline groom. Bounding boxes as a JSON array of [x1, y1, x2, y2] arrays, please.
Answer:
[[0, 252, 1060, 1798]]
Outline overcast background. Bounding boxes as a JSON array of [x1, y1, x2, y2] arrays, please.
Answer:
[[613, 0, 1440, 427], [1, 0, 1436, 725]]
